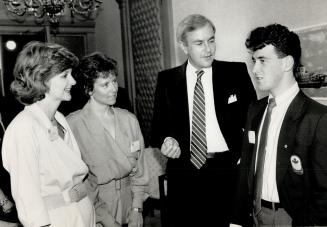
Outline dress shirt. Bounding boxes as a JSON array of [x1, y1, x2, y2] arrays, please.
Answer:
[[186, 61, 229, 153], [256, 83, 299, 202]]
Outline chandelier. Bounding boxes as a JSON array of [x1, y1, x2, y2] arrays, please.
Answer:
[[2, 0, 103, 24]]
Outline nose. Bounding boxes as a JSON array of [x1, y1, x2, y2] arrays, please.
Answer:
[[68, 74, 76, 85], [204, 42, 211, 53], [252, 61, 259, 75], [109, 82, 118, 92]]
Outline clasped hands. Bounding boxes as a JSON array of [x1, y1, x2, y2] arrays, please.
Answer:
[[160, 137, 181, 159]]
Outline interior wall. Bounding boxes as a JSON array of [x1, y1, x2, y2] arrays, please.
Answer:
[[95, 0, 125, 87], [94, 0, 327, 94], [170, 0, 327, 98]]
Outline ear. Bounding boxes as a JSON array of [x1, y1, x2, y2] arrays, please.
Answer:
[[179, 41, 188, 55], [282, 55, 294, 72]]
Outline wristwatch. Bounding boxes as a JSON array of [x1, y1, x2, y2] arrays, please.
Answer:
[[132, 207, 143, 213]]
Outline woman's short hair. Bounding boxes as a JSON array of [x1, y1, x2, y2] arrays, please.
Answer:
[[11, 41, 78, 105], [74, 52, 118, 97], [176, 14, 216, 44]]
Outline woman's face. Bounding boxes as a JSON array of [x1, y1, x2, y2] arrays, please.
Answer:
[[90, 73, 118, 106], [46, 68, 76, 102]]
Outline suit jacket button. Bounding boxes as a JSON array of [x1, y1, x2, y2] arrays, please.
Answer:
[[284, 144, 288, 149]]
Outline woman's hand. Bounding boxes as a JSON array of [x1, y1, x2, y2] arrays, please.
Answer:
[[128, 209, 143, 227]]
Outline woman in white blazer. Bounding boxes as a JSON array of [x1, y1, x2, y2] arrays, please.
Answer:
[[2, 41, 95, 227]]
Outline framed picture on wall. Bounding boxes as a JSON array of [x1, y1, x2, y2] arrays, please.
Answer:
[[294, 23, 327, 105]]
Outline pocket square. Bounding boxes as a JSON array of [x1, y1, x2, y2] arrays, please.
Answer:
[[228, 94, 237, 104]]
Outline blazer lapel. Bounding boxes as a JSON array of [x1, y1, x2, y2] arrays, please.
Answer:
[[174, 62, 190, 147], [276, 91, 307, 187], [212, 60, 227, 126]]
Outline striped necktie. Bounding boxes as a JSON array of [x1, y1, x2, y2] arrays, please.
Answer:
[[254, 98, 276, 215], [190, 70, 207, 169]]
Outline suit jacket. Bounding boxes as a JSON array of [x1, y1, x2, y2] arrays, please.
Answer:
[[151, 60, 257, 171], [231, 91, 327, 226]]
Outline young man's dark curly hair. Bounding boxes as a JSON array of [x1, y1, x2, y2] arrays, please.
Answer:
[[245, 23, 302, 74]]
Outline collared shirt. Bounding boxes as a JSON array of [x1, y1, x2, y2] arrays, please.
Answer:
[[256, 83, 300, 202], [186, 61, 229, 153]]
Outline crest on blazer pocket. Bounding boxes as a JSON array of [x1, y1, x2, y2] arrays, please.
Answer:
[[290, 155, 303, 175]]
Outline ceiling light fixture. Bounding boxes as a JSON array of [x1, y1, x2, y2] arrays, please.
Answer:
[[2, 0, 103, 24]]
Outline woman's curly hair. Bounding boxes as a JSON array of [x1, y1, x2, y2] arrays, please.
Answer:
[[10, 41, 78, 105], [73, 52, 118, 97]]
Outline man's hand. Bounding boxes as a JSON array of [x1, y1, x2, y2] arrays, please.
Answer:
[[160, 137, 181, 158]]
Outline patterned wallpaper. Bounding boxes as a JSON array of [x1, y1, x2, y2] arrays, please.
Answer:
[[130, 0, 164, 145]]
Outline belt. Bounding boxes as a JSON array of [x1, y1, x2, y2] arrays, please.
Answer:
[[206, 151, 229, 159], [43, 181, 88, 210], [114, 177, 131, 190], [104, 177, 131, 190], [261, 199, 283, 210]]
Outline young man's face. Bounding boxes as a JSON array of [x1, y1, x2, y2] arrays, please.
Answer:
[[252, 44, 285, 96], [180, 23, 216, 69]]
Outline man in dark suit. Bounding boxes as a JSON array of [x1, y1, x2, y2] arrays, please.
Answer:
[[230, 24, 327, 227], [151, 14, 256, 227]]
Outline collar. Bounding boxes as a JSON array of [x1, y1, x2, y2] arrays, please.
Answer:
[[186, 60, 212, 78], [268, 82, 300, 106], [25, 103, 68, 141]]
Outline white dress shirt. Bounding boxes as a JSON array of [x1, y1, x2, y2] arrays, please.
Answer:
[[256, 83, 299, 202], [186, 61, 229, 153]]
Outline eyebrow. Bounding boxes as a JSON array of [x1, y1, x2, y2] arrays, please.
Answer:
[[252, 56, 268, 60], [192, 35, 215, 43]]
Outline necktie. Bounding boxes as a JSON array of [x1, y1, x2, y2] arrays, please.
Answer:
[[190, 70, 207, 169], [254, 98, 276, 215]]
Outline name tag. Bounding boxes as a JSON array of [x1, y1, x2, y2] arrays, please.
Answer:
[[248, 131, 255, 144], [131, 140, 140, 153]]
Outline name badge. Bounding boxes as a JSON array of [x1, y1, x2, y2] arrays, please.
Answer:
[[290, 155, 303, 175], [248, 130, 255, 144], [131, 140, 140, 153]]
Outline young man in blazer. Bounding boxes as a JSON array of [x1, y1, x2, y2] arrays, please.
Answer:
[[230, 24, 327, 226], [151, 14, 256, 227]]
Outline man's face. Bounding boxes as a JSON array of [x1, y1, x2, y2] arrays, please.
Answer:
[[180, 23, 216, 69], [252, 44, 285, 95]]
